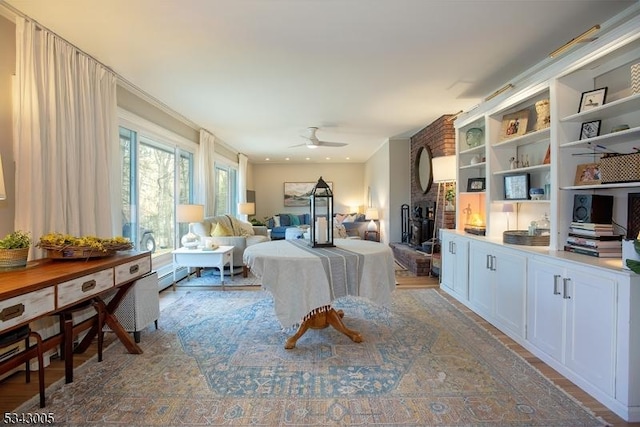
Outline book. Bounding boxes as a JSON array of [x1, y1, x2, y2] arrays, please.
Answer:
[[568, 227, 615, 237], [567, 232, 623, 241], [570, 222, 614, 229], [564, 245, 622, 258], [566, 235, 623, 248]]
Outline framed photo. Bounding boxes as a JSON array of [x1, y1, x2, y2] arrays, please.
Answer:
[[467, 177, 486, 192], [504, 174, 530, 200], [500, 109, 529, 140], [574, 163, 601, 186], [283, 181, 333, 207], [578, 87, 607, 112], [579, 120, 601, 140]]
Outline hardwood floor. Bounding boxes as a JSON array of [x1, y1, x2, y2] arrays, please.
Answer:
[[0, 273, 637, 426]]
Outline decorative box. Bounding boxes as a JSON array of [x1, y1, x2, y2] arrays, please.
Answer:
[[600, 153, 640, 183]]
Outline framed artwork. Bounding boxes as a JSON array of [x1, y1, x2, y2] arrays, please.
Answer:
[[500, 109, 529, 140], [578, 87, 607, 112], [283, 181, 333, 207], [574, 163, 601, 186], [467, 177, 486, 192], [504, 174, 530, 200], [579, 120, 601, 140]]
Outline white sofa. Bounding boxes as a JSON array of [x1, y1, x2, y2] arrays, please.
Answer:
[[191, 215, 270, 276]]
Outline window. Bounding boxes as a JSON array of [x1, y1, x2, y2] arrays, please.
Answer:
[[119, 111, 197, 277], [214, 162, 238, 216]]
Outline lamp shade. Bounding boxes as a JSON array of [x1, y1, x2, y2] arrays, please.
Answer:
[[176, 204, 204, 223], [432, 155, 456, 182], [0, 154, 5, 200], [238, 202, 255, 215], [502, 203, 514, 213], [365, 208, 379, 220]]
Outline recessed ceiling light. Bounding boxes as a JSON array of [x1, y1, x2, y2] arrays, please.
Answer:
[[285, 157, 290, 161], [265, 157, 270, 161], [345, 157, 350, 160], [305, 157, 311, 160], [325, 157, 331, 160]]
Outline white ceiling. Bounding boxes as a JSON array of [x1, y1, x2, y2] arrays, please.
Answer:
[[4, 0, 638, 163]]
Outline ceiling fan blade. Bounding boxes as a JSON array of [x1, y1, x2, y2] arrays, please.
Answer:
[[318, 141, 348, 147], [288, 142, 311, 148]]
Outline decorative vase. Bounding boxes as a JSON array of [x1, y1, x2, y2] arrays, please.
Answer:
[[465, 128, 483, 148]]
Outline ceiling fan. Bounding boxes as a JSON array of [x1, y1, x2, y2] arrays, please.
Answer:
[[290, 127, 348, 149]]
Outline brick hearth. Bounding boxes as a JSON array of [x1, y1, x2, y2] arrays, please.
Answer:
[[389, 242, 431, 276]]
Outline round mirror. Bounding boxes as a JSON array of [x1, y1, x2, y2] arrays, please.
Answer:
[[415, 146, 433, 193]]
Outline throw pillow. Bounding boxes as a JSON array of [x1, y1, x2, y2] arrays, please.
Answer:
[[342, 214, 356, 223], [237, 220, 255, 237], [211, 222, 233, 237], [290, 214, 300, 226], [335, 213, 346, 223], [273, 215, 281, 227]]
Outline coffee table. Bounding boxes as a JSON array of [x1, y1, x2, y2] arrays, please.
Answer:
[[172, 246, 234, 289]]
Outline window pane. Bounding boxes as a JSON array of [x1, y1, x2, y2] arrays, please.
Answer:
[[139, 140, 175, 254]]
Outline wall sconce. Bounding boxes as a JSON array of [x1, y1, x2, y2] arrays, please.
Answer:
[[177, 204, 204, 249], [0, 155, 6, 200], [365, 208, 379, 232]]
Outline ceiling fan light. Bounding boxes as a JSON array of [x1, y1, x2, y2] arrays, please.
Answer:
[[308, 144, 318, 149]]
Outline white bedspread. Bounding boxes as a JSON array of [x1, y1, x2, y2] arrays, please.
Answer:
[[243, 238, 396, 328]]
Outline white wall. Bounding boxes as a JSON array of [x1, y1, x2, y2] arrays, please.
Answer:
[[388, 138, 411, 243], [251, 162, 365, 220]]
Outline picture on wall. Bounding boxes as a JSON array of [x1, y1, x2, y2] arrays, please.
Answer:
[[284, 182, 333, 207]]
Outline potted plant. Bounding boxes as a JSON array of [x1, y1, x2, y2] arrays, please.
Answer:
[[445, 185, 456, 211], [625, 233, 640, 274], [0, 230, 32, 269]]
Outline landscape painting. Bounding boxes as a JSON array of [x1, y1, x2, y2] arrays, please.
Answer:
[[284, 182, 333, 207]]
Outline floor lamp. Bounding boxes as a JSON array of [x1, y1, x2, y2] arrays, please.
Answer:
[[430, 155, 456, 274]]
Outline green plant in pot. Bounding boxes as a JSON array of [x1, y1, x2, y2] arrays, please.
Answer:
[[445, 185, 456, 211], [626, 235, 640, 274], [0, 230, 32, 269]]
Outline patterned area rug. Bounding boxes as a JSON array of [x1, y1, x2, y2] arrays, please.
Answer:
[[19, 290, 605, 426], [175, 268, 261, 287]]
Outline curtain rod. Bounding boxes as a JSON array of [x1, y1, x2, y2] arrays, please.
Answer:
[[0, 1, 201, 132]]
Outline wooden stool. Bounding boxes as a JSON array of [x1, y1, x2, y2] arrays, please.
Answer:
[[57, 299, 105, 384], [0, 325, 45, 408]]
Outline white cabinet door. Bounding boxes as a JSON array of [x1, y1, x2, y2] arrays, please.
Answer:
[[440, 233, 469, 301], [493, 247, 527, 338], [527, 258, 617, 396], [468, 240, 493, 319], [527, 259, 564, 361], [564, 267, 616, 395]]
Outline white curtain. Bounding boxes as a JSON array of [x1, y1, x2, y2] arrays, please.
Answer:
[[198, 129, 216, 217], [13, 18, 117, 258], [238, 153, 248, 221]]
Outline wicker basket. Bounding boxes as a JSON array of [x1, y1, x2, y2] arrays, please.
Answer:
[[600, 153, 640, 184], [503, 231, 550, 246], [0, 247, 29, 269], [45, 247, 116, 259]]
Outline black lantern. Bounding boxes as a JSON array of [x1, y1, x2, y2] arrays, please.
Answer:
[[309, 176, 334, 248]]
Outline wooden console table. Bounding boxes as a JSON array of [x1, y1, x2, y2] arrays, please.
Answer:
[[0, 251, 152, 359]]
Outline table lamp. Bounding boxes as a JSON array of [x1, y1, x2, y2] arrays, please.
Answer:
[[502, 203, 514, 230], [365, 208, 379, 232], [177, 204, 204, 249], [238, 202, 255, 217]]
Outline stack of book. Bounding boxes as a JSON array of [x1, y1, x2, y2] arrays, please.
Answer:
[[564, 222, 622, 258]]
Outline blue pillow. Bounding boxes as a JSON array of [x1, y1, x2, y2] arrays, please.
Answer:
[[290, 214, 300, 226], [280, 214, 291, 226]]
